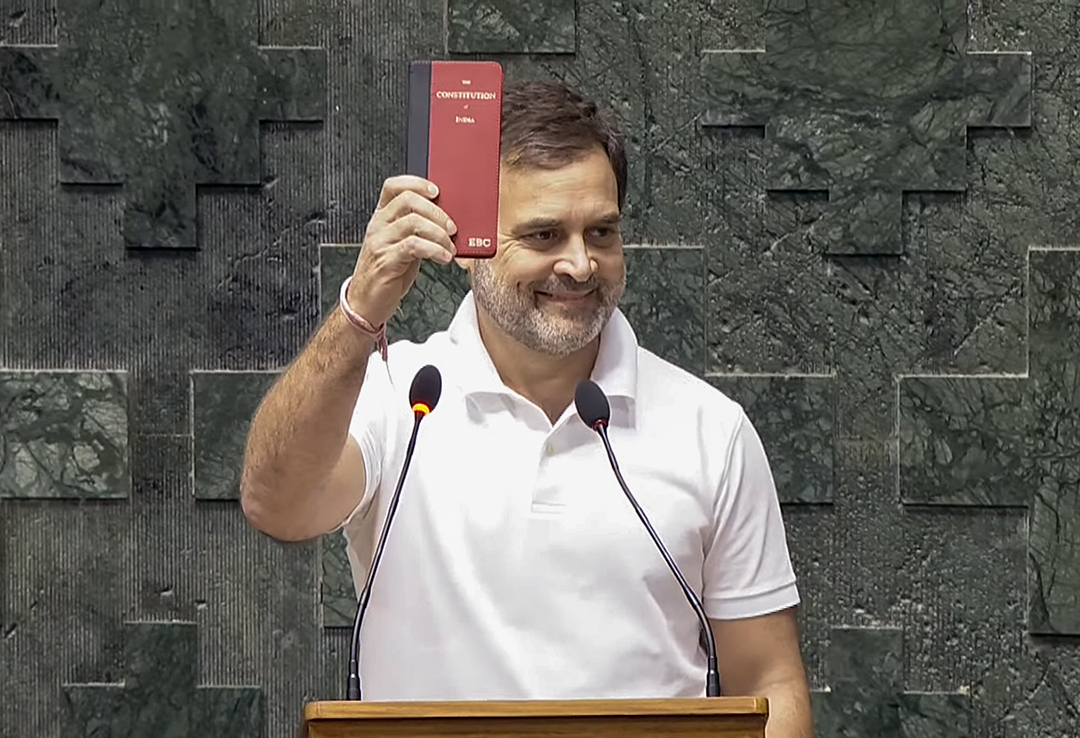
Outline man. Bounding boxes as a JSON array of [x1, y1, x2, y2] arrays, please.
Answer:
[[241, 79, 814, 737]]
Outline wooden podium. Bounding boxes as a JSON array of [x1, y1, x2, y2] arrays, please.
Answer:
[[299, 697, 768, 737]]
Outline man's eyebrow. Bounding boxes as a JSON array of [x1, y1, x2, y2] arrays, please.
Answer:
[[514, 213, 622, 232], [515, 217, 563, 232]]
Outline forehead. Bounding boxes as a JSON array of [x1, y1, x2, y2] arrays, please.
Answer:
[[498, 149, 619, 223]]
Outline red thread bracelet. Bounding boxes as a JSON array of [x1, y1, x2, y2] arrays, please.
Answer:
[[338, 276, 388, 361]]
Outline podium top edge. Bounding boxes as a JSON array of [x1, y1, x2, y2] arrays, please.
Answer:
[[303, 696, 768, 721]]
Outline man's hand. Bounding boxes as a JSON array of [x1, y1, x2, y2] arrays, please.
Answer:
[[345, 176, 458, 329]]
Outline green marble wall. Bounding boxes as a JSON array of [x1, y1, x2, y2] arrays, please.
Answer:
[[1, 0, 1078, 736]]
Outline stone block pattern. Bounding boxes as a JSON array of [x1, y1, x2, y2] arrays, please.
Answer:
[[1, 0, 1080, 736], [321, 533, 356, 629], [900, 249, 1080, 636], [700, 0, 1032, 255], [708, 374, 835, 504], [699, 0, 1079, 729], [192, 371, 280, 500], [1, 13, 330, 732], [0, 371, 129, 499], [448, 0, 577, 54], [812, 628, 970, 738], [0, 0, 326, 249], [63, 622, 262, 738], [621, 245, 706, 376]]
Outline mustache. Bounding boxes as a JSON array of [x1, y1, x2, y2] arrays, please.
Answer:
[[530, 277, 601, 294]]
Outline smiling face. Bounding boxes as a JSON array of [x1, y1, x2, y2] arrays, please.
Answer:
[[469, 147, 626, 357]]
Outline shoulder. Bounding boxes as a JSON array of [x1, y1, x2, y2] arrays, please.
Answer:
[[634, 348, 747, 428], [631, 349, 760, 474], [627, 350, 777, 514]]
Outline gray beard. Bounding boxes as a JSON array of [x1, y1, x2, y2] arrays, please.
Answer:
[[471, 261, 625, 357]]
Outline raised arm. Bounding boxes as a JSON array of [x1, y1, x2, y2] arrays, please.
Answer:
[[239, 176, 458, 541]]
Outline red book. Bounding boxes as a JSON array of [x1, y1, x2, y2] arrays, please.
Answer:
[[407, 60, 503, 259]]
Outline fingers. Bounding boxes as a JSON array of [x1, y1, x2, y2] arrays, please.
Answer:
[[346, 177, 458, 328], [378, 213, 457, 264], [400, 235, 455, 265], [376, 175, 440, 210], [372, 189, 456, 237]]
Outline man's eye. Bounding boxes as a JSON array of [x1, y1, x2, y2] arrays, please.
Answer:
[[529, 231, 557, 241]]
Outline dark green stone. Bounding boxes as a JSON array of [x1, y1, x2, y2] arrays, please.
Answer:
[[0, 0, 326, 249], [191, 371, 280, 500], [0, 371, 129, 499], [899, 250, 1080, 634], [321, 533, 355, 629], [812, 628, 970, 738], [708, 374, 834, 504], [700, 0, 1032, 255], [622, 246, 706, 376], [448, 0, 576, 54], [63, 622, 261, 738]]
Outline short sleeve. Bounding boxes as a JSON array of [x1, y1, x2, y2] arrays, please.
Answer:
[[701, 411, 800, 620], [333, 355, 398, 530]]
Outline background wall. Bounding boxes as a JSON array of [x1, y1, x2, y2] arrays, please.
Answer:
[[1, 1, 1078, 736]]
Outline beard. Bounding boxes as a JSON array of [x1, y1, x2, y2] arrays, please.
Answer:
[[471, 262, 625, 357]]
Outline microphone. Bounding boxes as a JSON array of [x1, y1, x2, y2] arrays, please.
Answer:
[[574, 380, 722, 697], [346, 364, 443, 700]]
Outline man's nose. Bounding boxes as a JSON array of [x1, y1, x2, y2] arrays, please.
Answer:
[[555, 236, 595, 281]]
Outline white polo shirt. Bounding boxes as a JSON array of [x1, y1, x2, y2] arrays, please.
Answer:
[[340, 292, 799, 701]]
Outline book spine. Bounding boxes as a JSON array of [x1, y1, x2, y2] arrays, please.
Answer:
[[406, 61, 431, 177]]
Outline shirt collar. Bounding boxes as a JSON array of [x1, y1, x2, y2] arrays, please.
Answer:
[[445, 291, 638, 402]]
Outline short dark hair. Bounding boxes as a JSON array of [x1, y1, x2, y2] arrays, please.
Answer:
[[500, 79, 628, 211]]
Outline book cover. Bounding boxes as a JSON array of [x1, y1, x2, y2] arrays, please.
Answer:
[[408, 60, 503, 259]]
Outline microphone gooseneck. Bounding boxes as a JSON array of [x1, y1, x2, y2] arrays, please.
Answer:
[[574, 380, 722, 697], [347, 364, 442, 700]]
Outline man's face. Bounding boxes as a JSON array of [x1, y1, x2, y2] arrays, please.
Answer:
[[469, 147, 626, 357]]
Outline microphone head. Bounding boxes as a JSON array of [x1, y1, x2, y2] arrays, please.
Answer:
[[409, 365, 442, 416], [575, 380, 610, 430]]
